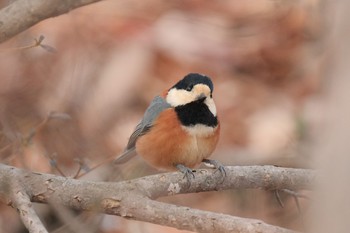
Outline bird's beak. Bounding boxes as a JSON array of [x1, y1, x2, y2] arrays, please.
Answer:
[[196, 93, 207, 102]]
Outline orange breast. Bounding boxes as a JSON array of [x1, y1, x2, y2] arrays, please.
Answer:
[[135, 108, 220, 171]]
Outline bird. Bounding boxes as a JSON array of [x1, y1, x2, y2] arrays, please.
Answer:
[[114, 73, 225, 181]]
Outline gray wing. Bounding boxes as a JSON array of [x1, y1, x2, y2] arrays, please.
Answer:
[[114, 96, 171, 164]]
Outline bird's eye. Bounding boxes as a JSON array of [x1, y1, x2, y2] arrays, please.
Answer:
[[210, 93, 213, 98], [186, 84, 194, 91]]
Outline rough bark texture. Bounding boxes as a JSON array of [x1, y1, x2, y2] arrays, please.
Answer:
[[0, 0, 103, 43], [11, 189, 48, 233], [0, 164, 314, 233]]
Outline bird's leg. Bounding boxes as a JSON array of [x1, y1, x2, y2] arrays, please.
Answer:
[[202, 159, 227, 178], [175, 164, 195, 182]]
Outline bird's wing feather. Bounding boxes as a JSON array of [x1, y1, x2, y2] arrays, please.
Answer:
[[114, 96, 171, 164]]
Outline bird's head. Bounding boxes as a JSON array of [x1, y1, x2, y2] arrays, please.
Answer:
[[165, 73, 217, 117]]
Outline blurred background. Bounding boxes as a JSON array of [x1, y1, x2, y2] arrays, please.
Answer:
[[0, 0, 327, 232]]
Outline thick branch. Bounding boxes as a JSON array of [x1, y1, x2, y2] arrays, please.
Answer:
[[0, 0, 103, 43], [0, 164, 315, 233], [135, 165, 314, 199], [125, 198, 297, 233]]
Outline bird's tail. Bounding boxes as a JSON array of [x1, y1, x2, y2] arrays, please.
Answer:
[[114, 149, 137, 164]]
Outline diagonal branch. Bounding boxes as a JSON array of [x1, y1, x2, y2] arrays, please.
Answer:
[[124, 197, 298, 233], [0, 0, 103, 43], [11, 188, 48, 233], [0, 164, 315, 233]]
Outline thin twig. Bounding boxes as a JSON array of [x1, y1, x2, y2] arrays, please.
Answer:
[[73, 163, 83, 179], [0, 35, 52, 53], [274, 190, 285, 208], [0, 111, 70, 158], [274, 189, 309, 212], [75, 157, 114, 179], [0, 143, 12, 154], [46, 153, 66, 177], [280, 189, 310, 199], [48, 200, 95, 233]]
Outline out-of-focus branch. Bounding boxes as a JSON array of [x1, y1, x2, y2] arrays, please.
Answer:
[[127, 198, 298, 233], [0, 0, 103, 43], [48, 200, 96, 233], [11, 189, 48, 233], [311, 1, 350, 233], [0, 111, 70, 164], [0, 164, 314, 233]]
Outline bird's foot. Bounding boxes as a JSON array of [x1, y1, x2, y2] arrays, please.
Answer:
[[176, 164, 195, 183], [202, 159, 227, 180]]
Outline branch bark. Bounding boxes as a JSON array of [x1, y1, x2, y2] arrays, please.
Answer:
[[0, 0, 103, 43], [0, 164, 315, 233], [10, 186, 48, 233]]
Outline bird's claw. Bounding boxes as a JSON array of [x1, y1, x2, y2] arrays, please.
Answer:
[[215, 165, 227, 178], [176, 164, 195, 183], [202, 159, 227, 179]]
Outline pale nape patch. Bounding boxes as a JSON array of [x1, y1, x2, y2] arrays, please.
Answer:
[[181, 124, 218, 137]]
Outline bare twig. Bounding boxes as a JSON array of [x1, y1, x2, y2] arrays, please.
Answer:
[[45, 152, 66, 177], [11, 190, 48, 233], [275, 189, 310, 214], [0, 143, 12, 154], [31, 112, 71, 140], [0, 164, 314, 233], [0, 111, 70, 158], [73, 160, 83, 179], [0, 0, 103, 43], [48, 200, 96, 233], [274, 190, 285, 208], [75, 157, 114, 179], [280, 189, 310, 200], [0, 35, 56, 53]]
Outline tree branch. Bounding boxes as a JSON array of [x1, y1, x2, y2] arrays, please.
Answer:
[[125, 198, 297, 233], [0, 164, 315, 233], [0, 0, 103, 43], [10, 187, 48, 233]]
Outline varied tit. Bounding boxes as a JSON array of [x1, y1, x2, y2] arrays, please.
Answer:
[[114, 73, 225, 181]]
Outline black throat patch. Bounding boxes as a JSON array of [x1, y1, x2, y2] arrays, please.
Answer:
[[174, 98, 218, 127]]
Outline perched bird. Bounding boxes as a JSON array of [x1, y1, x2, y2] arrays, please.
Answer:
[[114, 73, 225, 181]]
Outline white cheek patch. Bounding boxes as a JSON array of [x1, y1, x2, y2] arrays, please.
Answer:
[[182, 124, 218, 137], [166, 89, 196, 107], [166, 86, 217, 117], [205, 98, 217, 116]]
